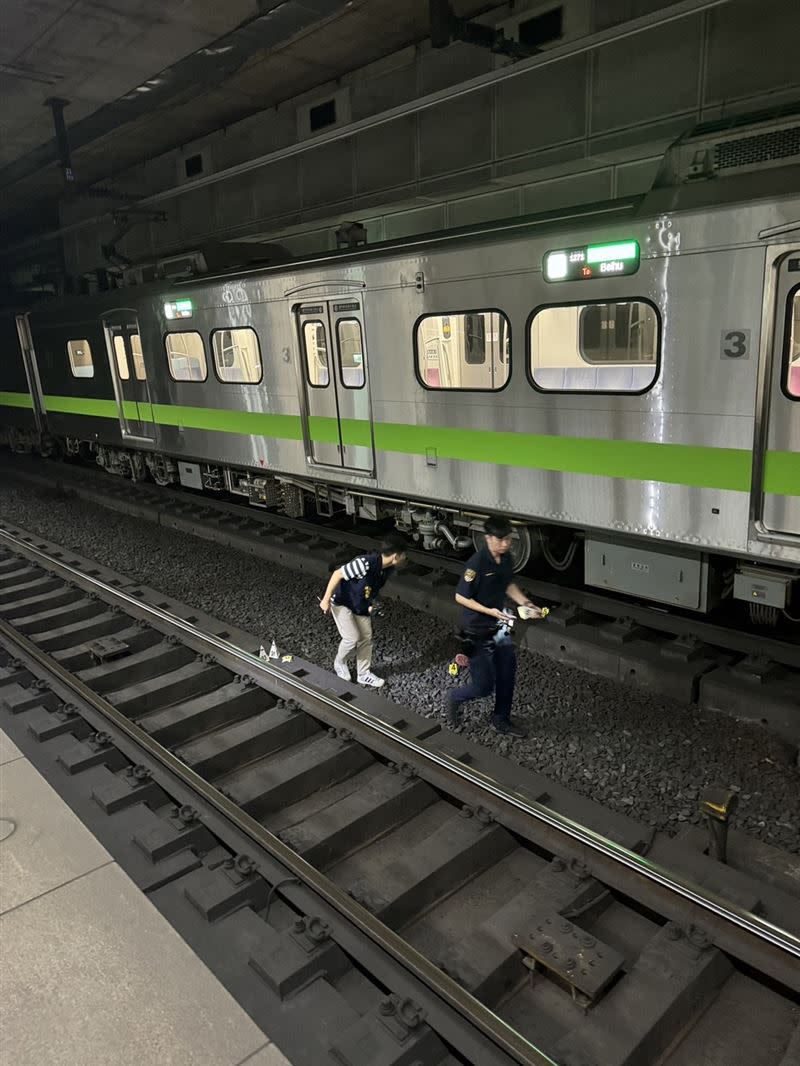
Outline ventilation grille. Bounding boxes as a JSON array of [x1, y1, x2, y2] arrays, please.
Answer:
[[714, 125, 800, 171]]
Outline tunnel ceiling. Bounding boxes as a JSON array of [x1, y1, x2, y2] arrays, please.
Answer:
[[0, 0, 499, 240]]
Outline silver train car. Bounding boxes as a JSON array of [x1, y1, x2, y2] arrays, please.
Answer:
[[2, 116, 799, 621]]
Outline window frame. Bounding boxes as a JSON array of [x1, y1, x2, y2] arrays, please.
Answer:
[[66, 338, 95, 379], [302, 320, 331, 389], [780, 282, 800, 402], [210, 326, 263, 385], [335, 318, 366, 391], [413, 307, 513, 393], [526, 296, 662, 396], [163, 329, 209, 383]]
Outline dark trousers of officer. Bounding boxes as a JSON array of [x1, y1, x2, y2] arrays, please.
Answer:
[[449, 637, 517, 722]]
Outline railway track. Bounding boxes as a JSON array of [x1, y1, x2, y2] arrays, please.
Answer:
[[1, 451, 798, 750], [1, 524, 799, 1066]]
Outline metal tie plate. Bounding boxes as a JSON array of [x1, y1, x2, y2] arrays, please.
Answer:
[[88, 635, 130, 663], [512, 907, 625, 1003]]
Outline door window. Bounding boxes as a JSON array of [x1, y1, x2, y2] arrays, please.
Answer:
[[784, 287, 799, 399], [113, 335, 130, 380], [336, 319, 365, 389], [303, 321, 329, 387], [131, 333, 146, 380]]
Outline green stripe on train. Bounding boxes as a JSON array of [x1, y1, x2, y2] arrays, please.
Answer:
[[44, 395, 120, 419], [151, 403, 304, 441], [39, 396, 304, 440], [764, 451, 800, 497], [0, 391, 34, 409], [7, 391, 794, 496], [274, 414, 755, 492], [370, 423, 753, 492]]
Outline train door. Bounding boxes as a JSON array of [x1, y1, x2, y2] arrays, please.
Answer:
[[294, 299, 374, 472], [761, 252, 800, 536], [102, 310, 156, 442]]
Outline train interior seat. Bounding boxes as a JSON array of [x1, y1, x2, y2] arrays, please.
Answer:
[[533, 364, 656, 391]]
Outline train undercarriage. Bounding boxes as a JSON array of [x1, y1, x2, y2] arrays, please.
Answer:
[[4, 426, 798, 628]]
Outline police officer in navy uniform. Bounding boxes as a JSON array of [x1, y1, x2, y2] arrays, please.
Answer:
[[446, 515, 542, 737], [320, 533, 408, 687]]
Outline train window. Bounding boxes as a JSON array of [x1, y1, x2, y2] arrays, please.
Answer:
[[785, 288, 799, 399], [131, 333, 146, 380], [113, 335, 130, 380], [415, 311, 510, 390], [303, 321, 329, 388], [67, 339, 94, 378], [529, 301, 659, 393], [165, 331, 207, 381], [211, 328, 262, 384], [336, 319, 365, 389]]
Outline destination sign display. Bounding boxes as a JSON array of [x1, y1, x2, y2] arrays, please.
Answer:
[[163, 298, 194, 319], [543, 240, 640, 282]]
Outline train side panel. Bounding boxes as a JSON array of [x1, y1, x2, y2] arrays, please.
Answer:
[[28, 308, 127, 449], [135, 289, 308, 477], [14, 193, 799, 582], [0, 314, 37, 437]]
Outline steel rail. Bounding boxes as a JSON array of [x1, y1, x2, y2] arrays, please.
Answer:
[[0, 624, 558, 1066], [2, 526, 800, 990], [0, 558, 558, 1066]]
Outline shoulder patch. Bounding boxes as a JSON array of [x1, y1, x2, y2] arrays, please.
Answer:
[[463, 568, 476, 582]]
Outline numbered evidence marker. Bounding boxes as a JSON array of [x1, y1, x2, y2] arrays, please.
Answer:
[[720, 328, 751, 360]]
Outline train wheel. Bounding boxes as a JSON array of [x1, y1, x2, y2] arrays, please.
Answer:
[[472, 524, 532, 572]]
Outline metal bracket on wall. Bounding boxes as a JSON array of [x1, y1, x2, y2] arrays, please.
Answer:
[[429, 0, 541, 59]]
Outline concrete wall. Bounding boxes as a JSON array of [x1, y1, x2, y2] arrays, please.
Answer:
[[61, 0, 800, 275]]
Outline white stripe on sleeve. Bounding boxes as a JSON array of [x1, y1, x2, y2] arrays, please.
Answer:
[[342, 557, 368, 580]]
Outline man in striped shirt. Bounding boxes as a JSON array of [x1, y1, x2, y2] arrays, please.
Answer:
[[319, 533, 408, 687]]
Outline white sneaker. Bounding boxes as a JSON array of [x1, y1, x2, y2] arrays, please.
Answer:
[[358, 671, 385, 688], [334, 661, 351, 680]]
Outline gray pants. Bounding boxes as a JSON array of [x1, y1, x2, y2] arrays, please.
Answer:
[[331, 604, 373, 677]]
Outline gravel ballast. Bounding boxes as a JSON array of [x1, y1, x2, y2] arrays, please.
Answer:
[[1, 479, 798, 854]]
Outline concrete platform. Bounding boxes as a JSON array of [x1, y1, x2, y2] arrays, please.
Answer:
[[0, 726, 291, 1066]]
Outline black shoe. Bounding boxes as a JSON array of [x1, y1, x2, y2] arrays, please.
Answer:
[[445, 696, 461, 729], [490, 717, 527, 739]]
